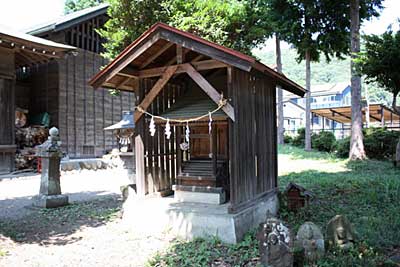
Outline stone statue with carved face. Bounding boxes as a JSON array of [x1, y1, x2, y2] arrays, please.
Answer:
[[295, 222, 325, 263], [326, 215, 355, 250], [257, 217, 293, 267]]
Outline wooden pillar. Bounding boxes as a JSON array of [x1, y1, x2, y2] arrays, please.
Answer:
[[175, 126, 182, 178], [381, 106, 385, 127], [212, 124, 218, 177], [0, 48, 16, 174], [135, 134, 146, 197]]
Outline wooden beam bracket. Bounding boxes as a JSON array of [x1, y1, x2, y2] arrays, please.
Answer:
[[134, 65, 178, 123]]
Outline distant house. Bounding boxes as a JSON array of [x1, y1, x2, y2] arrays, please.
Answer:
[[282, 82, 350, 137], [282, 100, 304, 134], [293, 82, 351, 109]]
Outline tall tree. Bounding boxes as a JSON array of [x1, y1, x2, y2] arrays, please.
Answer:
[[276, 35, 285, 145], [98, 0, 168, 60], [348, 0, 382, 160], [349, 0, 366, 160], [357, 26, 400, 164], [64, 0, 104, 14], [98, 0, 272, 60], [267, 0, 350, 151]]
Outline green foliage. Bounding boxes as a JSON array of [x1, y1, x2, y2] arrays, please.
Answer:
[[334, 136, 351, 158], [253, 46, 351, 86], [265, 0, 352, 63], [99, 0, 272, 59], [64, 0, 104, 14], [334, 128, 400, 159], [291, 127, 305, 147], [146, 232, 259, 266], [98, 0, 168, 60], [312, 131, 336, 152], [283, 134, 293, 144], [357, 26, 400, 111], [363, 127, 400, 159]]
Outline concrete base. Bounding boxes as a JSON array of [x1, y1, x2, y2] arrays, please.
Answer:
[[122, 192, 278, 244], [33, 194, 69, 208], [172, 185, 226, 204]]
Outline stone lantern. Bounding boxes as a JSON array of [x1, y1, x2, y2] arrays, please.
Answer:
[[33, 127, 69, 208], [104, 111, 136, 184]]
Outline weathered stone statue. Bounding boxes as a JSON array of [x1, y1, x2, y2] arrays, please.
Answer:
[[295, 222, 325, 263], [326, 215, 355, 250], [395, 140, 400, 168], [33, 127, 69, 208], [257, 217, 293, 267]]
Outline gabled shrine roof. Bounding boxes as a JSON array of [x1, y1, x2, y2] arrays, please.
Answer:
[[89, 22, 306, 97]]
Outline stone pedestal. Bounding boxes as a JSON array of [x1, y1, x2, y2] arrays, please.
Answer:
[[33, 127, 68, 208], [118, 152, 136, 184]]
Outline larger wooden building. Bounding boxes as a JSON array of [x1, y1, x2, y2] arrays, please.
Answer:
[[90, 22, 305, 236], [0, 26, 75, 173], [24, 3, 136, 158]]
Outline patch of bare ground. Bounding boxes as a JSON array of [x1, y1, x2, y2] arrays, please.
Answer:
[[0, 196, 174, 267]]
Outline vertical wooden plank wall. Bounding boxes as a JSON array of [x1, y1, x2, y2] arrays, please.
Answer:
[[228, 69, 277, 212], [0, 48, 16, 173], [29, 61, 59, 126], [135, 79, 183, 195], [58, 49, 136, 158]]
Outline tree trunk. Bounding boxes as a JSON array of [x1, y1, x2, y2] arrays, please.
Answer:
[[396, 140, 400, 167], [305, 50, 312, 151], [349, 0, 366, 160], [276, 35, 285, 145], [392, 91, 400, 167]]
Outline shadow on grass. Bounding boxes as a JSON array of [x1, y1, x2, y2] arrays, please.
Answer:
[[0, 193, 122, 246]]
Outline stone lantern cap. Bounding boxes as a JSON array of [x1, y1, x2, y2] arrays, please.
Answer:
[[104, 111, 135, 131]]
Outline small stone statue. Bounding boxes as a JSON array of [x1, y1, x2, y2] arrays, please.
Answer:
[[295, 222, 325, 263], [257, 217, 293, 267], [33, 127, 68, 208], [326, 215, 355, 250]]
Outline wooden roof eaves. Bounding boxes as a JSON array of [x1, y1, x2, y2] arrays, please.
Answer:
[[89, 22, 305, 97], [90, 30, 162, 88], [252, 61, 306, 97], [158, 29, 252, 72]]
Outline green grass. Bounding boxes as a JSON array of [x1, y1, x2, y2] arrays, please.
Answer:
[[147, 145, 400, 267]]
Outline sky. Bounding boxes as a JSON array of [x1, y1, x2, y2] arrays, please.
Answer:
[[0, 0, 398, 33]]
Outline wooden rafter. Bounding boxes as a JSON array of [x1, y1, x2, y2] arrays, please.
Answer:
[[115, 77, 132, 89], [166, 47, 190, 66], [176, 45, 183, 64], [139, 43, 174, 69], [119, 59, 227, 79], [182, 64, 235, 121], [191, 54, 205, 62], [98, 33, 161, 87], [134, 65, 178, 123], [330, 109, 351, 120]]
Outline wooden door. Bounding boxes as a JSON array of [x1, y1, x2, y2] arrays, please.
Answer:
[[190, 126, 210, 159]]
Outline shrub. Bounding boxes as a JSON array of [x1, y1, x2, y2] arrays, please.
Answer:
[[283, 134, 293, 144], [291, 127, 305, 147], [363, 127, 400, 159], [334, 136, 350, 158], [312, 131, 336, 152], [333, 128, 400, 160]]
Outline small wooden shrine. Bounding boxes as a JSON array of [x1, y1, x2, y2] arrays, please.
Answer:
[[90, 23, 305, 214]]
